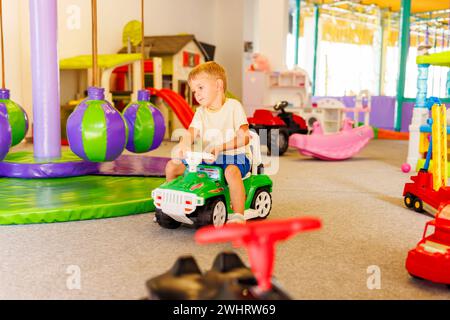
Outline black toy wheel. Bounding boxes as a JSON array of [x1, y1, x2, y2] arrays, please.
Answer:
[[196, 198, 227, 228], [413, 198, 424, 213], [404, 193, 415, 209], [155, 209, 182, 229], [267, 128, 289, 156], [251, 188, 272, 219]]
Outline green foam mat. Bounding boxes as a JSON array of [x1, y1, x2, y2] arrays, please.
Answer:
[[3, 150, 83, 163], [0, 175, 164, 225]]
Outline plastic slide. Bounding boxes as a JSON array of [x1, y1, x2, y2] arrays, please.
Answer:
[[150, 88, 194, 129], [289, 119, 374, 160]]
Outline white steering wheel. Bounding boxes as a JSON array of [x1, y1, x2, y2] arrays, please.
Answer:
[[185, 151, 215, 172]]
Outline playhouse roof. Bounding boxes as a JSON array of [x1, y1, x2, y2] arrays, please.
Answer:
[[119, 34, 210, 60], [416, 51, 450, 67]]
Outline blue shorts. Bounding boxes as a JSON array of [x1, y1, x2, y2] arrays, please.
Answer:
[[183, 154, 251, 177]]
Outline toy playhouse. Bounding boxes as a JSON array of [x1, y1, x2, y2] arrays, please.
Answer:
[[117, 34, 213, 136]]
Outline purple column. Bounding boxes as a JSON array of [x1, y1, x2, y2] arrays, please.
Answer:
[[29, 0, 61, 160]]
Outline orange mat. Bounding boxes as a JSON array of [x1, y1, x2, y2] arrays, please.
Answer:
[[377, 129, 409, 140]]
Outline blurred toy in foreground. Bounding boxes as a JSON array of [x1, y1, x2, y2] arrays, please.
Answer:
[[406, 203, 450, 288], [145, 217, 321, 300]]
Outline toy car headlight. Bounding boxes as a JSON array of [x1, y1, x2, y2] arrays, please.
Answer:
[[152, 189, 161, 199], [196, 197, 204, 206]]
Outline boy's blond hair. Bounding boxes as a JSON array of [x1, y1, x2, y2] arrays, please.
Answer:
[[188, 61, 227, 93]]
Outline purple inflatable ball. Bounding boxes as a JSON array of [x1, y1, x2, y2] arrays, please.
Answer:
[[123, 90, 166, 153], [0, 89, 28, 147], [67, 87, 128, 162], [0, 103, 12, 161]]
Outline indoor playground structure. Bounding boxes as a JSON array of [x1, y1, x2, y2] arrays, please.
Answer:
[[403, 99, 450, 216], [0, 0, 166, 225], [406, 50, 450, 174], [3, 0, 450, 302]]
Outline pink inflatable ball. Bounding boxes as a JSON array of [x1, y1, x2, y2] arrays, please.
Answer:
[[401, 163, 411, 173]]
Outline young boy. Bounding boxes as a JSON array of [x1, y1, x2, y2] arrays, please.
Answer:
[[165, 61, 251, 224]]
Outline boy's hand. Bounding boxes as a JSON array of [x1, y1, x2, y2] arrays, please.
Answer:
[[204, 145, 222, 164], [173, 142, 190, 161]]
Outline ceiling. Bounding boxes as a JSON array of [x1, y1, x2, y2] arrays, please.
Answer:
[[310, 1, 450, 13]]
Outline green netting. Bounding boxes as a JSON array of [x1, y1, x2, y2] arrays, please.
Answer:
[[0, 175, 164, 225]]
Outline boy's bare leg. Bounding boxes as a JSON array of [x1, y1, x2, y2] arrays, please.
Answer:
[[165, 160, 186, 182], [225, 165, 245, 215]]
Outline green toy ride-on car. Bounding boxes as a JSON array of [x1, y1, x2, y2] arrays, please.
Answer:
[[152, 132, 273, 229]]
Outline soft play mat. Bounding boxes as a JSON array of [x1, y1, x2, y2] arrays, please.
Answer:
[[0, 151, 169, 225], [0, 175, 165, 225]]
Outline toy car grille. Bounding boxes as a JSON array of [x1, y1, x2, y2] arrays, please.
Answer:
[[152, 189, 204, 215]]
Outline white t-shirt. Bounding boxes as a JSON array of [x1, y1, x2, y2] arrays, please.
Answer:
[[189, 98, 251, 159]]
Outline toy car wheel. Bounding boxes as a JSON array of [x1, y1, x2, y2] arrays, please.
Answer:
[[404, 193, 415, 208], [267, 128, 289, 156], [251, 188, 272, 219], [413, 198, 424, 213], [155, 209, 182, 229], [196, 198, 227, 228]]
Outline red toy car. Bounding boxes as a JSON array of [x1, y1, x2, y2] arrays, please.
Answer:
[[403, 169, 450, 216], [248, 101, 308, 155], [406, 203, 450, 287]]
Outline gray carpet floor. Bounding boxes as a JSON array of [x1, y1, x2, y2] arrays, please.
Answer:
[[1, 139, 450, 300]]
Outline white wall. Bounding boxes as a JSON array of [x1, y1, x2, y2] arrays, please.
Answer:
[[254, 0, 289, 71], [213, 0, 244, 99], [1, 1, 30, 126], [56, 0, 217, 58]]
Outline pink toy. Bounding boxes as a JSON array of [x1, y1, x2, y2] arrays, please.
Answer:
[[311, 121, 324, 134], [401, 163, 411, 173], [341, 118, 354, 131], [248, 53, 271, 72], [289, 119, 374, 160]]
